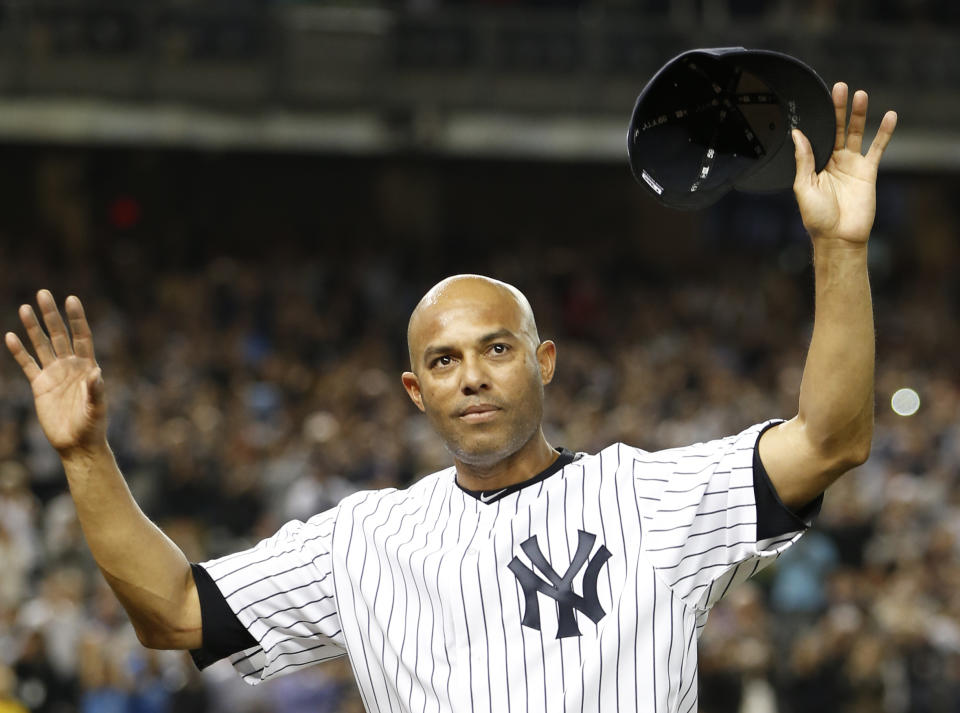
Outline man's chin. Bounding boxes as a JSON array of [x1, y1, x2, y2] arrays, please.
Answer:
[[448, 439, 516, 470], [447, 429, 537, 471], [449, 446, 505, 470]]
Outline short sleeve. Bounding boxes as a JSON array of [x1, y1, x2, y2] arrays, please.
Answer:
[[635, 420, 811, 610], [197, 507, 347, 684], [189, 563, 258, 670]]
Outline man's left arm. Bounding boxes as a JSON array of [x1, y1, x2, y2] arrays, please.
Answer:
[[759, 82, 897, 510]]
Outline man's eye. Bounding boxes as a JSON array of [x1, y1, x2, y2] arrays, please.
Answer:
[[432, 355, 452, 368], [490, 344, 509, 355]]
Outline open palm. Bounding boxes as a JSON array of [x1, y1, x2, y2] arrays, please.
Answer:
[[793, 83, 898, 244], [5, 290, 106, 454]]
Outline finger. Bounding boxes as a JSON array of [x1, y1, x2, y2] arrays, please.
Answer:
[[19, 304, 56, 367], [792, 129, 816, 188], [832, 82, 849, 152], [865, 110, 898, 166], [4, 332, 41, 382], [845, 89, 869, 154], [65, 295, 97, 362], [37, 289, 73, 358]]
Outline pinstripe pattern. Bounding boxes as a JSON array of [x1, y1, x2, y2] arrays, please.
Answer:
[[201, 420, 811, 712]]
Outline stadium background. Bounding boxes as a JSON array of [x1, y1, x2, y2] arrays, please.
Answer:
[[0, 1, 958, 712]]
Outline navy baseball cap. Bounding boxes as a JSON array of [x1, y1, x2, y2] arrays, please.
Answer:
[[627, 48, 835, 210]]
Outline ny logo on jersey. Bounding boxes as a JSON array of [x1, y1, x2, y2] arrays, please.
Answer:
[[508, 530, 612, 639]]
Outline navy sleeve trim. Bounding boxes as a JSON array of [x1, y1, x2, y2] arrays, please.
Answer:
[[189, 563, 259, 671], [753, 425, 823, 541]]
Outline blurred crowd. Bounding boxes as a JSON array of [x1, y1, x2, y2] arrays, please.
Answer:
[[0, 149, 958, 713]]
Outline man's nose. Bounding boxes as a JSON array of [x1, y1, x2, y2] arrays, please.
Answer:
[[460, 354, 489, 394]]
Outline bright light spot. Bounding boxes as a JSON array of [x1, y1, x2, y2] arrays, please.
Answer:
[[891, 388, 920, 417]]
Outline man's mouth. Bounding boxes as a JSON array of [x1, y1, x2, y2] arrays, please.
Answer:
[[458, 404, 501, 423]]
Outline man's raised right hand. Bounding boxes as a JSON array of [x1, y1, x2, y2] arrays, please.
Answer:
[[6, 291, 203, 651], [5, 290, 108, 457]]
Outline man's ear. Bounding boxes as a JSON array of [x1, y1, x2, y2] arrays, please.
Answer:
[[536, 341, 556, 385], [401, 371, 426, 412]]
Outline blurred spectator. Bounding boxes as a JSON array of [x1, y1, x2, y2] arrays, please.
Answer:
[[11, 629, 77, 713], [0, 664, 28, 713], [769, 530, 838, 616]]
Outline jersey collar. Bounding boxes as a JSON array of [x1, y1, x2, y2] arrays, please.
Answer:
[[457, 448, 579, 505]]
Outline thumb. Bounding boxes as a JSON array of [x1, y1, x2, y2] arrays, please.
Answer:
[[792, 129, 816, 189], [86, 367, 105, 406]]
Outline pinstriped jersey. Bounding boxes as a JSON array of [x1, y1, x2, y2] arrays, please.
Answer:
[[198, 420, 809, 713]]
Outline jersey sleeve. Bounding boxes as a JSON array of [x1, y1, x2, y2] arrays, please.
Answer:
[[196, 507, 347, 684], [635, 420, 817, 610]]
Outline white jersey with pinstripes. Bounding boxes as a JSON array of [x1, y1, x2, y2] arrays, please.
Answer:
[[199, 420, 806, 713]]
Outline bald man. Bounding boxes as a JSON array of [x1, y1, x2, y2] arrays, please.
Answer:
[[6, 83, 895, 712], [401, 275, 558, 488]]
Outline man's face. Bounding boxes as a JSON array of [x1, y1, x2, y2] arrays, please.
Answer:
[[402, 279, 555, 470]]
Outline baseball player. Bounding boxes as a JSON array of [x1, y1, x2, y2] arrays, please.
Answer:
[[6, 82, 895, 712]]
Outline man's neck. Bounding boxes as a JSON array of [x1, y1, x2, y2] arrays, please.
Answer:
[[454, 432, 559, 492]]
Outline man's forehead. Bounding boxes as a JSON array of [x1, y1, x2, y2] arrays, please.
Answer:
[[420, 300, 518, 332], [407, 275, 539, 362], [411, 292, 525, 341]]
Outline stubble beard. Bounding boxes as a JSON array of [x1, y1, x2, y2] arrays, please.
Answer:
[[447, 417, 540, 470], [437, 395, 544, 472]]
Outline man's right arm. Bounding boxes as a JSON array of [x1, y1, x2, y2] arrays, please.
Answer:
[[61, 442, 202, 650], [5, 290, 201, 650]]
